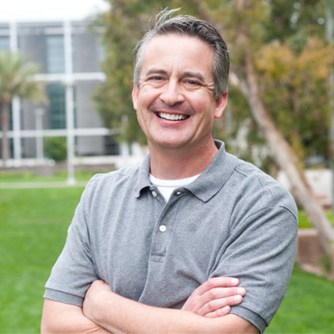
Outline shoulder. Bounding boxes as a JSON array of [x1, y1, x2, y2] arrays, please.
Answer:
[[88, 164, 141, 188], [80, 163, 142, 203], [231, 159, 298, 218]]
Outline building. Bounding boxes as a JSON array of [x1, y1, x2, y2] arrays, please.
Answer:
[[0, 19, 123, 168]]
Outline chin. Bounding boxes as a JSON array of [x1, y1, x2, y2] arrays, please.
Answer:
[[154, 140, 191, 150]]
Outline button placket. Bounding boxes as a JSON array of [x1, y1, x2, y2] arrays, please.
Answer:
[[150, 197, 180, 259]]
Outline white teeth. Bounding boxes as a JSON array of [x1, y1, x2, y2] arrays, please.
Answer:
[[158, 112, 187, 121]]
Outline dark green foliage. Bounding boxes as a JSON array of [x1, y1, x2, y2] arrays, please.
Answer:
[[44, 137, 67, 162]]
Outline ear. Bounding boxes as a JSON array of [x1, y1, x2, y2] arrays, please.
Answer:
[[214, 92, 228, 119], [132, 84, 138, 110]]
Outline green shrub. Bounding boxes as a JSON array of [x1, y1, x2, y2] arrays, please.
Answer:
[[45, 137, 67, 162]]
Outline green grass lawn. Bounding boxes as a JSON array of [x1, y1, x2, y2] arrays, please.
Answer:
[[0, 186, 84, 333], [0, 185, 333, 333], [0, 168, 105, 183], [267, 267, 334, 333]]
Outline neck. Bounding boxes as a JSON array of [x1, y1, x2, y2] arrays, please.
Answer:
[[149, 140, 218, 180]]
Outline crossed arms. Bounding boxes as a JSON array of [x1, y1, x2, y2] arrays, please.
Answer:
[[41, 277, 258, 333]]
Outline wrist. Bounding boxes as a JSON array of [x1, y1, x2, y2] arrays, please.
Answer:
[[84, 285, 112, 325]]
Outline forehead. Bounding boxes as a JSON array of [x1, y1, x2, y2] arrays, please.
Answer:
[[140, 34, 214, 76]]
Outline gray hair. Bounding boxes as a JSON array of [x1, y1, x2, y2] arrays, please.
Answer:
[[133, 8, 230, 98]]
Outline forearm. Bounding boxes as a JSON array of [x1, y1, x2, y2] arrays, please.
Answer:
[[84, 290, 258, 334], [41, 299, 110, 334]]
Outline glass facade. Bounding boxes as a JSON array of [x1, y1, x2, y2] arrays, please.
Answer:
[[46, 35, 65, 73], [1, 20, 112, 159], [72, 27, 103, 73], [0, 36, 9, 50], [47, 83, 66, 129]]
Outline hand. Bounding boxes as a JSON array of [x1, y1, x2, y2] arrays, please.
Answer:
[[182, 277, 246, 318], [83, 280, 112, 321]]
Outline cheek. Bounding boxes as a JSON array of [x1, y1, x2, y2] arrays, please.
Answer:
[[137, 86, 158, 105], [135, 105, 150, 132], [190, 95, 215, 115]]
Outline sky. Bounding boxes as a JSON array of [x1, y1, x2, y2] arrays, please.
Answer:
[[0, 0, 110, 22]]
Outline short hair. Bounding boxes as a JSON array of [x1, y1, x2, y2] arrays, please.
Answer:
[[133, 8, 230, 98]]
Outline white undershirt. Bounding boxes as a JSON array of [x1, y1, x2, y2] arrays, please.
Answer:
[[149, 174, 200, 202]]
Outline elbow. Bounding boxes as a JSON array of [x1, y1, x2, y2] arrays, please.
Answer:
[[40, 318, 54, 334], [40, 310, 59, 334], [40, 299, 72, 334], [40, 307, 52, 334]]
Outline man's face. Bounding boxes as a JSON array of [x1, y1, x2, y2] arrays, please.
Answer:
[[132, 34, 227, 152]]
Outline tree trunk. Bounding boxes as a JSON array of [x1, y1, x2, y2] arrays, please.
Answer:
[[230, 51, 334, 256], [325, 0, 334, 212], [0, 103, 10, 166]]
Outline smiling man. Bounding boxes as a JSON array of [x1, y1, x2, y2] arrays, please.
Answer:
[[41, 9, 298, 333]]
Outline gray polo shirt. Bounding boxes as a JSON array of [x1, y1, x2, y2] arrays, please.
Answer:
[[44, 141, 298, 332]]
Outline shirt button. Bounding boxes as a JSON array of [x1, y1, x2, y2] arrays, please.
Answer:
[[152, 190, 158, 197], [159, 225, 167, 232]]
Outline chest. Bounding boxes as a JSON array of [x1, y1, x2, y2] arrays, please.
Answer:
[[89, 188, 233, 308]]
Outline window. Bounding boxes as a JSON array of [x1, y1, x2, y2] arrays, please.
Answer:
[[47, 83, 66, 129], [46, 35, 65, 73], [0, 36, 9, 51]]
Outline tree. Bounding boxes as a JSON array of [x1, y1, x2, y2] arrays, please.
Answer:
[[255, 39, 333, 163], [197, 0, 334, 258], [325, 0, 334, 211], [97, 0, 331, 164], [0, 52, 47, 165], [96, 0, 334, 265], [94, 1, 151, 144]]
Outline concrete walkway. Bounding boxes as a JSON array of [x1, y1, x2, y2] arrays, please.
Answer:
[[0, 181, 87, 189]]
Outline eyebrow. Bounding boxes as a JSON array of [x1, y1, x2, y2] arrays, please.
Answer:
[[144, 68, 167, 76], [182, 71, 206, 82], [144, 69, 207, 82]]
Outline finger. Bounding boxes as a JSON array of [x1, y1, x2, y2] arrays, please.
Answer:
[[195, 277, 240, 296], [200, 294, 244, 316], [199, 286, 246, 308], [206, 286, 246, 299], [205, 305, 231, 318], [181, 278, 244, 314]]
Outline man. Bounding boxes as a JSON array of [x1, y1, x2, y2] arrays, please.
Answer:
[[41, 9, 297, 333]]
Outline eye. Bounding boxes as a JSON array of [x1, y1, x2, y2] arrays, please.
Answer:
[[181, 78, 203, 90], [148, 75, 164, 81], [145, 75, 167, 87]]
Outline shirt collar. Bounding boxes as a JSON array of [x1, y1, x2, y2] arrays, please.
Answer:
[[186, 140, 239, 202], [134, 140, 239, 201], [134, 155, 151, 198]]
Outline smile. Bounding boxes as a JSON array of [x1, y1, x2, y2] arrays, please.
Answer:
[[157, 112, 189, 121]]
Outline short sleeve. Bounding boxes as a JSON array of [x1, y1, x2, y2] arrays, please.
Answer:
[[212, 202, 298, 332], [44, 176, 100, 306]]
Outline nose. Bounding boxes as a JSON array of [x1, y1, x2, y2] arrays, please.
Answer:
[[160, 79, 184, 105]]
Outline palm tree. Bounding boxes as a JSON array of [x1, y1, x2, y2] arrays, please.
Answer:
[[0, 51, 47, 166]]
